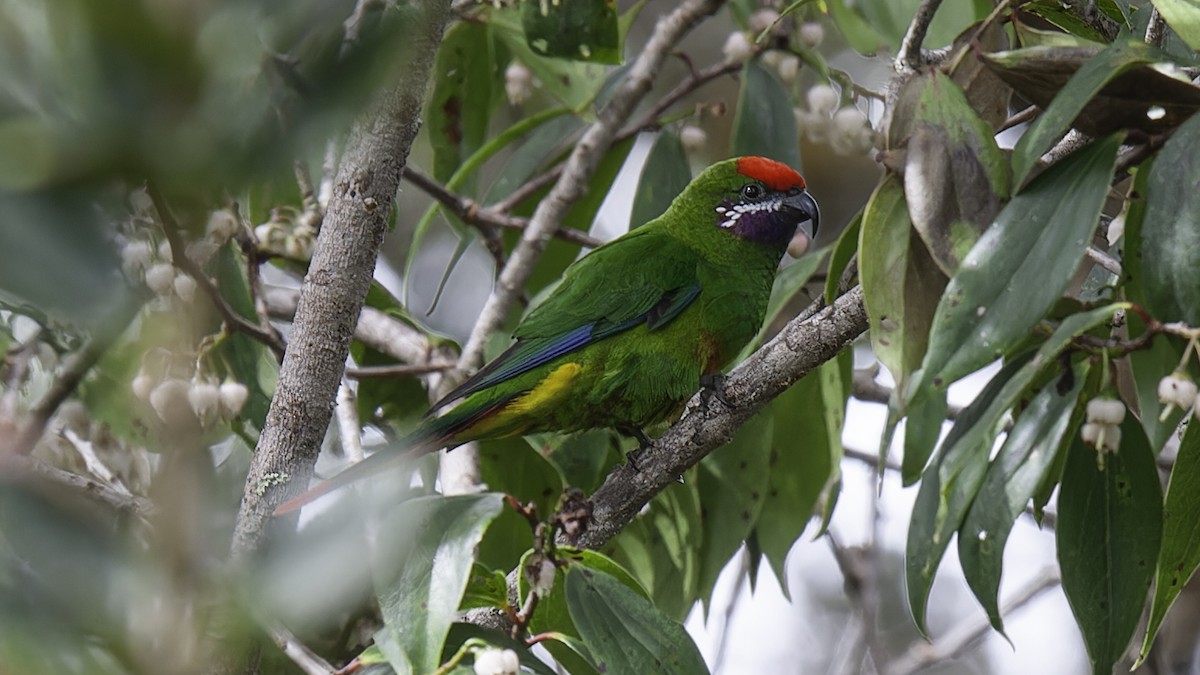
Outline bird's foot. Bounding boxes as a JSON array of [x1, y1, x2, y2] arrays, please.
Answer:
[[618, 426, 653, 472], [700, 373, 732, 407]]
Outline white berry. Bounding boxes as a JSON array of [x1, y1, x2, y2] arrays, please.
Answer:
[[749, 8, 780, 34], [505, 62, 532, 106], [132, 370, 156, 401], [723, 31, 753, 64], [531, 557, 556, 599], [806, 84, 839, 115], [219, 379, 249, 418], [776, 54, 800, 85], [1086, 398, 1126, 425], [206, 210, 239, 244], [679, 125, 708, 154], [173, 273, 197, 303], [150, 379, 193, 426], [1157, 372, 1197, 409], [120, 241, 154, 277], [795, 108, 830, 144], [188, 379, 221, 423], [145, 263, 177, 297], [798, 22, 825, 49], [473, 647, 520, 675]]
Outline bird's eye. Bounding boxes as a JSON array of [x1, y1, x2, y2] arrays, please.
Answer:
[[741, 184, 764, 201]]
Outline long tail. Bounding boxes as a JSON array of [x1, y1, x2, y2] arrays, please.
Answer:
[[271, 394, 515, 516]]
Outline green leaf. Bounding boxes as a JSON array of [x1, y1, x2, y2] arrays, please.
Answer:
[[1140, 420, 1200, 663], [521, 0, 620, 64], [695, 411, 773, 611], [754, 356, 845, 595], [427, 22, 498, 183], [1005, 42, 1156, 187], [443, 624, 559, 675], [373, 494, 504, 675], [565, 566, 710, 675], [1058, 418, 1162, 675], [475, 438, 563, 570], [898, 71, 1010, 275], [959, 361, 1087, 634], [827, 0, 887, 55], [731, 60, 802, 172], [1152, 0, 1200, 50], [547, 429, 621, 494], [748, 246, 829, 352], [605, 481, 701, 621], [906, 303, 1124, 632], [630, 131, 691, 229], [901, 390, 948, 485], [459, 563, 510, 612], [824, 209, 861, 303], [490, 8, 610, 111], [912, 133, 1120, 399], [1134, 110, 1200, 325], [859, 174, 947, 392]]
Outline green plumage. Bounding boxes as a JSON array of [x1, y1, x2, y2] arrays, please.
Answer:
[[276, 156, 818, 513]]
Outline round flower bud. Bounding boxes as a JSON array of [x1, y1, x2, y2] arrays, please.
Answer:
[[188, 378, 221, 423], [150, 379, 193, 426], [1157, 372, 1197, 409], [157, 238, 173, 262], [505, 62, 532, 106], [798, 21, 825, 49], [129, 189, 155, 216], [473, 648, 520, 675], [760, 49, 784, 70], [530, 557, 557, 599], [206, 210, 239, 244], [121, 241, 154, 277], [1080, 422, 1101, 446], [776, 54, 800, 85], [722, 31, 753, 64], [173, 273, 197, 303], [1086, 397, 1126, 425], [749, 8, 780, 34], [795, 108, 830, 144], [787, 229, 812, 258], [1106, 214, 1125, 247], [145, 263, 177, 297], [132, 370, 156, 401], [219, 379, 249, 418], [679, 125, 708, 154], [1098, 423, 1121, 453], [806, 84, 839, 115]]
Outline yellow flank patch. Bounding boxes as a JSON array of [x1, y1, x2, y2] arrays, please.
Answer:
[[508, 362, 582, 415]]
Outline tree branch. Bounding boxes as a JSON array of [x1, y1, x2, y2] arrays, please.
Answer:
[[572, 286, 868, 550], [231, 0, 453, 558], [454, 0, 726, 374], [897, 0, 945, 71]]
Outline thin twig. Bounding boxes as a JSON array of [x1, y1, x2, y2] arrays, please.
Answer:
[[851, 369, 964, 419], [886, 568, 1061, 675], [335, 378, 364, 463], [1085, 245, 1122, 276], [402, 166, 604, 249], [147, 183, 288, 361], [6, 293, 143, 456], [896, 0, 945, 71], [998, 105, 1038, 133], [454, 0, 725, 374], [5, 454, 155, 517], [345, 362, 457, 378], [268, 619, 337, 675], [1145, 7, 1167, 46]]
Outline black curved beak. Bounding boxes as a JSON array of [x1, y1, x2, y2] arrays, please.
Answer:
[[783, 189, 820, 240]]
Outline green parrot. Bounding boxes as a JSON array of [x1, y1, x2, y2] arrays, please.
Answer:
[[275, 156, 818, 514]]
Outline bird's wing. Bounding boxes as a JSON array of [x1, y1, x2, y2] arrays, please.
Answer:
[[431, 229, 700, 410]]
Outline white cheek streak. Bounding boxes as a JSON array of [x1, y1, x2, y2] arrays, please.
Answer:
[[716, 198, 781, 229]]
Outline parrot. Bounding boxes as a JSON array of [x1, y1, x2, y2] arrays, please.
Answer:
[[274, 156, 819, 515]]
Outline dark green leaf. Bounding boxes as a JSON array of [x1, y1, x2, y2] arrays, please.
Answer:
[[630, 131, 691, 229], [374, 494, 504, 675], [459, 563, 510, 612], [565, 567, 710, 675], [731, 60, 802, 171], [827, 0, 887, 55], [1058, 418, 1162, 675], [859, 174, 947, 392], [912, 134, 1120, 398], [696, 412, 773, 611], [521, 0, 620, 64], [748, 246, 829, 353], [443, 624, 558, 675], [605, 481, 701, 620], [824, 209, 861, 304], [546, 429, 621, 494], [211, 243, 275, 428], [998, 42, 1159, 187], [427, 22, 498, 183], [959, 361, 1087, 634], [475, 438, 563, 570], [901, 390, 948, 485], [490, 9, 610, 111], [1134, 110, 1200, 325]]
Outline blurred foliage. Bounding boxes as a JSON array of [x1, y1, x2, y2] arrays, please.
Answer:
[[4, 0, 1200, 674]]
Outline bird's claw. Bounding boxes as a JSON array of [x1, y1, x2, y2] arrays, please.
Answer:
[[700, 373, 732, 407]]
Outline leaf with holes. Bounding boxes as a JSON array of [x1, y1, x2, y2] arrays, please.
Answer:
[[521, 0, 620, 64]]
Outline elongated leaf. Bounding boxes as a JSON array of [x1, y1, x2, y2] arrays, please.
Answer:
[[959, 361, 1087, 634], [749, 246, 829, 352], [566, 567, 710, 675], [475, 438, 563, 570], [731, 60, 802, 171], [490, 9, 609, 111], [696, 412, 772, 612], [521, 0, 620, 64], [374, 494, 504, 675], [1058, 419, 1162, 675], [901, 390, 948, 485], [1135, 111, 1200, 325], [1153, 0, 1200, 50], [630, 131, 691, 229], [912, 134, 1120, 400], [828, 0, 887, 55], [824, 210, 862, 303], [907, 304, 1123, 632], [898, 71, 1010, 275], [1140, 420, 1200, 663], [427, 22, 498, 183], [443, 624, 558, 675], [1003, 42, 1157, 187], [860, 174, 947, 392], [754, 356, 846, 595], [605, 481, 701, 621]]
